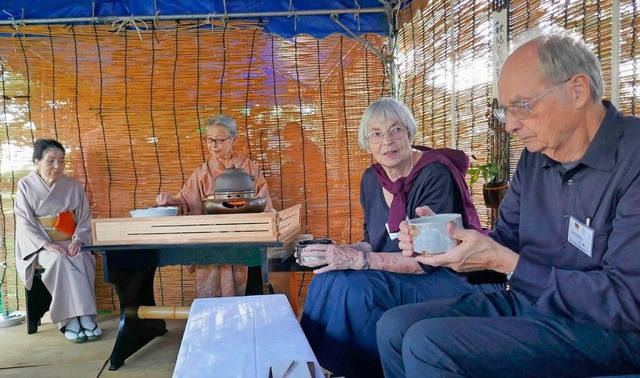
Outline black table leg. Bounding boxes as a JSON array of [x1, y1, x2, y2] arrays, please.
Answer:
[[245, 265, 265, 295], [261, 248, 274, 294], [105, 259, 167, 370], [244, 249, 272, 295]]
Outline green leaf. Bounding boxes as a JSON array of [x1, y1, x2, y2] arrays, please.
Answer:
[[467, 167, 480, 187]]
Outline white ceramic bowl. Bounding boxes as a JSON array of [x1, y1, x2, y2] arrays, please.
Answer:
[[129, 206, 178, 218]]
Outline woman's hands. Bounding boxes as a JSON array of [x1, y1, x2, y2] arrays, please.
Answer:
[[68, 240, 83, 257], [297, 244, 365, 274], [156, 192, 179, 206], [44, 240, 83, 257]]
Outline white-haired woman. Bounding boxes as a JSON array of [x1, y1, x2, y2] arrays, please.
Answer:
[[298, 98, 503, 378], [156, 115, 273, 297]]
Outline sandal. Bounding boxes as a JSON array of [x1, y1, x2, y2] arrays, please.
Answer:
[[63, 327, 87, 343], [81, 321, 102, 341]]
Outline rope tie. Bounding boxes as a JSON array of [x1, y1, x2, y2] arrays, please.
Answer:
[[111, 16, 148, 41], [3, 10, 22, 36], [153, 10, 160, 28], [204, 13, 220, 35], [153, 0, 159, 25], [90, 2, 96, 25], [221, 0, 229, 24], [288, 0, 298, 31], [354, 0, 361, 31]]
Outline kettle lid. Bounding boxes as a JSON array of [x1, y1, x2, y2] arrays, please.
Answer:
[[215, 166, 254, 192]]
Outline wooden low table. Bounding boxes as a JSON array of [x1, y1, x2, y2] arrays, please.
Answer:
[[173, 295, 324, 377], [82, 239, 292, 371], [84, 205, 303, 370]]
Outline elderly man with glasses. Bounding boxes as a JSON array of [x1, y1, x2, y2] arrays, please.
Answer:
[[377, 25, 640, 377]]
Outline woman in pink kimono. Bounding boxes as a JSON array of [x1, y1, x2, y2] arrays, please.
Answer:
[[156, 115, 273, 297], [14, 139, 101, 343]]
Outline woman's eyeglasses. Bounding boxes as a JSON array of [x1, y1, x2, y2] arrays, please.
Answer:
[[366, 126, 408, 144], [494, 78, 571, 123], [202, 136, 232, 145]]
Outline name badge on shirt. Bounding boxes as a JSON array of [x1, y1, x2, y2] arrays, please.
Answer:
[[568, 216, 594, 257], [386, 223, 399, 240], [386, 216, 410, 240]]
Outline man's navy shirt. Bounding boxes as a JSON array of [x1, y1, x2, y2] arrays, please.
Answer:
[[492, 101, 640, 331]]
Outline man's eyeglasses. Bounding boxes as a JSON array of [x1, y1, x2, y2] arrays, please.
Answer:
[[366, 125, 408, 144], [202, 136, 232, 145], [494, 77, 571, 123]]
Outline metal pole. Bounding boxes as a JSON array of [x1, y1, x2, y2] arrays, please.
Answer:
[[0, 7, 386, 26], [331, 16, 387, 62], [610, 0, 620, 107], [449, 0, 457, 149], [0, 262, 7, 317], [386, 6, 399, 100]]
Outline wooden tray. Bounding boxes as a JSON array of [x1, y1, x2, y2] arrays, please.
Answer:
[[91, 205, 301, 245]]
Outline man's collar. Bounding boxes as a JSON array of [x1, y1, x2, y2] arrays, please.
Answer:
[[542, 100, 621, 172]]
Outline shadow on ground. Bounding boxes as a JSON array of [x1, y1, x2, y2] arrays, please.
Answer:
[[0, 314, 185, 378]]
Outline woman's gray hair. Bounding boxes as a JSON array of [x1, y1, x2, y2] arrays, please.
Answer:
[[357, 97, 417, 151], [513, 25, 604, 103], [205, 114, 238, 137]]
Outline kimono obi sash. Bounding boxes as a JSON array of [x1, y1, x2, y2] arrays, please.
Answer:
[[37, 210, 76, 242]]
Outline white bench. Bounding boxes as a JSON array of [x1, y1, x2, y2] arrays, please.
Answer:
[[173, 294, 324, 378]]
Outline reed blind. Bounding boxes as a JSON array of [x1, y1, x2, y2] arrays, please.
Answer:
[[619, 0, 639, 116], [508, 0, 639, 165], [396, 0, 496, 225], [396, 0, 639, 229], [1, 1, 638, 312], [0, 21, 387, 311]]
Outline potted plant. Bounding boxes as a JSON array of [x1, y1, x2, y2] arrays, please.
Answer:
[[470, 99, 511, 210], [468, 156, 509, 209]]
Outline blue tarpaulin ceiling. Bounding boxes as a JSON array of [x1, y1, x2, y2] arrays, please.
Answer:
[[0, 0, 402, 38]]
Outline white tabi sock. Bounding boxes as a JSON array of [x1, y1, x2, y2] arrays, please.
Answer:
[[62, 317, 85, 342], [79, 315, 102, 337]]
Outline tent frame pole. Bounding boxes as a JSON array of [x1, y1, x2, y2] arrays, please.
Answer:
[[331, 2, 401, 99], [0, 7, 386, 26], [331, 16, 388, 62]]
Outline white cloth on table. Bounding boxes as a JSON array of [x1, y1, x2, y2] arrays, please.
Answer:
[[173, 295, 324, 378]]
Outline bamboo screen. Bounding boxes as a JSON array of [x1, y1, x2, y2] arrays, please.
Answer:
[[0, 21, 388, 312], [397, 0, 639, 228], [619, 1, 639, 115], [1, 1, 639, 314], [396, 0, 497, 226], [507, 0, 639, 173]]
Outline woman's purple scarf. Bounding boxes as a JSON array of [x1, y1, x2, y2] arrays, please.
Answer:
[[372, 146, 482, 233]]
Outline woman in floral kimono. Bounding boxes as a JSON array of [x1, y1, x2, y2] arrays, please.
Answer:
[[14, 139, 101, 343], [156, 115, 273, 297]]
